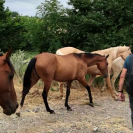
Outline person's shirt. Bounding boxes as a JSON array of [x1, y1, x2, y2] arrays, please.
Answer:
[[123, 54, 133, 73]]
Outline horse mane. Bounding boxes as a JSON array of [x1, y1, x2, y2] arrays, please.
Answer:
[[7, 60, 16, 74], [73, 52, 102, 59], [112, 47, 119, 59]]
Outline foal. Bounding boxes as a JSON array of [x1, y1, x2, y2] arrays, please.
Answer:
[[17, 52, 109, 114]]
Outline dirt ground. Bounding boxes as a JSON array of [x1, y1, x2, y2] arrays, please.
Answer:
[[0, 79, 132, 133]]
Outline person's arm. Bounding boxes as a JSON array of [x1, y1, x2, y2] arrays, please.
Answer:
[[119, 68, 127, 101]]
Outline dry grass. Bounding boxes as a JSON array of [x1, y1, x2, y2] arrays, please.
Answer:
[[0, 77, 132, 133]]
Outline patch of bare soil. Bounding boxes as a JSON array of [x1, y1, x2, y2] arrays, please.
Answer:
[[0, 79, 132, 133]]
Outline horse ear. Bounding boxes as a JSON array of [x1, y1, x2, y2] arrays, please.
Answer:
[[129, 45, 131, 49], [106, 54, 109, 59], [5, 47, 12, 61]]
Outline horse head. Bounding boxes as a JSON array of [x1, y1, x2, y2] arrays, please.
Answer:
[[0, 48, 18, 115], [116, 45, 132, 60], [96, 54, 109, 78]]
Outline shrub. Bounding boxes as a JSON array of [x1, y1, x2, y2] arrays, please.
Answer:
[[11, 50, 30, 79]]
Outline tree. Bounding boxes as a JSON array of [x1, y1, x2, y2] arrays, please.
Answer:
[[35, 0, 67, 53], [11, 11, 20, 17], [0, 0, 25, 52], [65, 0, 133, 51], [34, 0, 133, 53]]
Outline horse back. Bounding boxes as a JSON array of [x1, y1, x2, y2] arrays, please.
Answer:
[[35, 53, 76, 80], [57, 47, 84, 55], [54, 54, 79, 81], [35, 52, 87, 82]]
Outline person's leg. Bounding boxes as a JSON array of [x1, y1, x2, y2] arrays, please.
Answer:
[[129, 94, 133, 129]]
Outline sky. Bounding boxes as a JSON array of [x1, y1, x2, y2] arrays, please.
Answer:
[[4, 0, 70, 16]]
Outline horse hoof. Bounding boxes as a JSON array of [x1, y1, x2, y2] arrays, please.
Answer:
[[114, 98, 119, 101], [62, 97, 65, 100], [50, 110, 55, 114], [115, 93, 119, 96], [67, 108, 72, 111], [101, 88, 105, 92], [60, 95, 63, 98], [88, 103, 94, 107], [16, 112, 20, 117]]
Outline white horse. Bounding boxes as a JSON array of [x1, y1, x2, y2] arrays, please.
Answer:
[[56, 46, 131, 100], [101, 57, 124, 95]]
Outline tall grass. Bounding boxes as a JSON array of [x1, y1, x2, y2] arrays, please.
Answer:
[[11, 50, 38, 80]]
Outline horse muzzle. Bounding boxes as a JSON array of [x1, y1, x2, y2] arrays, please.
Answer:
[[3, 103, 18, 116]]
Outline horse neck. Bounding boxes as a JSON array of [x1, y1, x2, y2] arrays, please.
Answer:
[[101, 46, 123, 62], [82, 54, 103, 67], [115, 47, 129, 59], [92, 48, 113, 55], [107, 47, 119, 61]]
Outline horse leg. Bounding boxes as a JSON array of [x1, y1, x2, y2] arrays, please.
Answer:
[[78, 77, 94, 107], [83, 74, 95, 98], [16, 69, 40, 116], [102, 68, 114, 92], [101, 78, 106, 92], [106, 76, 117, 100], [59, 82, 63, 97], [21, 69, 40, 106], [42, 81, 55, 114], [59, 82, 65, 100], [111, 71, 119, 96], [65, 81, 72, 111]]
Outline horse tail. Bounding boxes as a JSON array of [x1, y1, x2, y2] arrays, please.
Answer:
[[20, 58, 37, 107]]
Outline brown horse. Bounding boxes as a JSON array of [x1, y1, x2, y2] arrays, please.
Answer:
[[0, 48, 18, 115], [17, 52, 109, 114]]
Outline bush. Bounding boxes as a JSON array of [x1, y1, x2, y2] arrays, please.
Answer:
[[11, 50, 30, 79]]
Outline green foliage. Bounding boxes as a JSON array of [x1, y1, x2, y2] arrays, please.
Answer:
[[1, 0, 133, 53], [10, 50, 30, 79], [0, 0, 25, 52], [65, 0, 133, 51], [0, 49, 4, 55], [26, 0, 133, 53], [50, 87, 59, 91], [19, 16, 41, 50], [10, 50, 38, 79], [11, 11, 20, 17], [35, 0, 67, 53]]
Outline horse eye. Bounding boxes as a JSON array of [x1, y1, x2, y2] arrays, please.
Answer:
[[9, 74, 14, 79]]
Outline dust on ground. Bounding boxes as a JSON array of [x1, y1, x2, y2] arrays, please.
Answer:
[[0, 79, 132, 133]]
